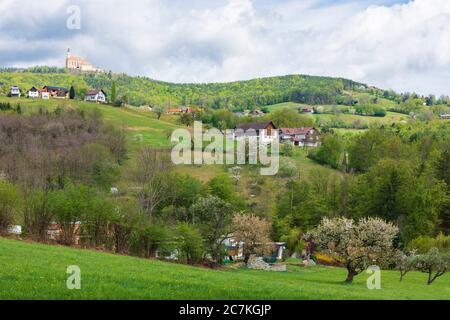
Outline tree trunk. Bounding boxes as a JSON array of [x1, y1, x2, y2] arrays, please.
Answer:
[[244, 253, 251, 265], [427, 271, 433, 285], [345, 269, 357, 283]]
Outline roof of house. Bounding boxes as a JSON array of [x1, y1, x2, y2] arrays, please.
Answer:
[[28, 87, 38, 91], [43, 86, 69, 92], [235, 121, 276, 131], [280, 127, 316, 135], [86, 89, 106, 96], [10, 86, 20, 89]]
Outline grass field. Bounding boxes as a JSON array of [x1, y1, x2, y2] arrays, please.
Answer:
[[0, 238, 448, 300], [265, 101, 409, 127]]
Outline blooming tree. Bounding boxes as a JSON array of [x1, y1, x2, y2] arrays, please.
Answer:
[[232, 214, 273, 264], [310, 217, 399, 283]]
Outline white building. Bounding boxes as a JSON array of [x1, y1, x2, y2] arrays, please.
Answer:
[[27, 87, 40, 98], [41, 92, 50, 100], [85, 89, 107, 103], [279, 127, 321, 147], [10, 86, 21, 97], [234, 121, 278, 144]]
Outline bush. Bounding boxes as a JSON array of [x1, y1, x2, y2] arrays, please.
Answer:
[[175, 223, 204, 264], [49, 184, 92, 246], [314, 252, 346, 267], [81, 195, 115, 249], [281, 143, 294, 157], [408, 234, 450, 254], [23, 190, 54, 241], [0, 180, 20, 235], [129, 223, 173, 259], [277, 159, 298, 178], [112, 199, 142, 254]]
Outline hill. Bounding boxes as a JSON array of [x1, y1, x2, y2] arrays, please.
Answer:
[[0, 237, 448, 300], [0, 69, 372, 109]]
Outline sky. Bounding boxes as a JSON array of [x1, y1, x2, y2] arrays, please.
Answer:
[[1, 0, 450, 96]]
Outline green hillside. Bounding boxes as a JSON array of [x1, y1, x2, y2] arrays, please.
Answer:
[[0, 70, 369, 109], [0, 96, 180, 148], [0, 238, 448, 300]]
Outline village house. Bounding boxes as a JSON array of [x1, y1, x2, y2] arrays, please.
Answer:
[[440, 114, 450, 120], [300, 107, 314, 114], [223, 237, 286, 262], [85, 89, 107, 103], [27, 87, 40, 98], [41, 86, 69, 99], [167, 106, 193, 114], [234, 121, 278, 144], [279, 127, 321, 147], [9, 86, 21, 97]]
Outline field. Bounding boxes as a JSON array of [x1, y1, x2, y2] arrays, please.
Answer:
[[0, 238, 448, 300], [265, 101, 409, 128]]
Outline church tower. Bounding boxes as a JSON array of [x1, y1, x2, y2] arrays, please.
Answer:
[[66, 48, 72, 68]]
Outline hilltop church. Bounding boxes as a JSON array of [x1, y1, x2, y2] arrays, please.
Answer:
[[66, 49, 101, 72]]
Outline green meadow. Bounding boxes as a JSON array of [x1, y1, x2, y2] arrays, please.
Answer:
[[0, 238, 448, 300]]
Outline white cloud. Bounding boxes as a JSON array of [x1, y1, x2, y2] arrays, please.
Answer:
[[1, 0, 450, 95]]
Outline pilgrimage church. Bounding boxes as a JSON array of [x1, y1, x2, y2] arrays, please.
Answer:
[[66, 49, 101, 72]]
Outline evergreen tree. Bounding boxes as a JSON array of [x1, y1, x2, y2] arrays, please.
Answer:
[[69, 86, 75, 99]]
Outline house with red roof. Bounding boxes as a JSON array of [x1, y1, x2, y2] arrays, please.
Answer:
[[279, 127, 321, 147]]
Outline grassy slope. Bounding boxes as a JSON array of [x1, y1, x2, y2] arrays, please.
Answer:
[[1, 238, 448, 300], [0, 97, 180, 148], [266, 102, 408, 126]]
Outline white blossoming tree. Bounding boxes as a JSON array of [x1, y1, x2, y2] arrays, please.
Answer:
[[310, 217, 400, 283]]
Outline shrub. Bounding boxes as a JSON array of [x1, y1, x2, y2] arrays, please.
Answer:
[[175, 223, 204, 265], [0, 180, 20, 235], [281, 143, 294, 157], [129, 223, 173, 259], [277, 158, 298, 178], [23, 190, 54, 241], [314, 252, 346, 267], [112, 199, 142, 254], [408, 234, 450, 254], [81, 195, 115, 249], [49, 184, 91, 246]]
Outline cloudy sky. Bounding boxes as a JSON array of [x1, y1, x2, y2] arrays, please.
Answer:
[[1, 0, 449, 95]]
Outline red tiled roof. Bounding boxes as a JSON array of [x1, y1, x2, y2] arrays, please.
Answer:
[[86, 89, 105, 96], [280, 127, 315, 135]]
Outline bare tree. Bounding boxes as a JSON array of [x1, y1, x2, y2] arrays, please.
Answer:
[[134, 147, 173, 218]]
